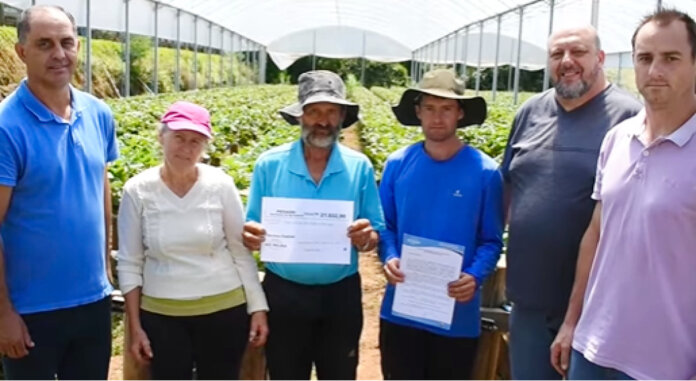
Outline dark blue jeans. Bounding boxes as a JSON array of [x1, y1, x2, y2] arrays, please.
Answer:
[[569, 350, 634, 380], [508, 304, 564, 380], [2, 297, 112, 380]]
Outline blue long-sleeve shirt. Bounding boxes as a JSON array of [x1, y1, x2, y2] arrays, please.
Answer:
[[379, 142, 503, 337]]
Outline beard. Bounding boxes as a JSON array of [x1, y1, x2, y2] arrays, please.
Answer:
[[301, 122, 340, 149], [554, 63, 601, 99]]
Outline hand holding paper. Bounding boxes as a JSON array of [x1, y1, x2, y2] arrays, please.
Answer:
[[383, 257, 405, 285], [242, 221, 266, 251], [448, 273, 476, 302], [391, 234, 464, 329]]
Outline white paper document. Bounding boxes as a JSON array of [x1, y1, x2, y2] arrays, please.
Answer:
[[392, 234, 465, 329], [260, 197, 354, 264]]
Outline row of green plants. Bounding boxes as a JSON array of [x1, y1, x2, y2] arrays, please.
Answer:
[[106, 85, 299, 212], [106, 84, 536, 214]]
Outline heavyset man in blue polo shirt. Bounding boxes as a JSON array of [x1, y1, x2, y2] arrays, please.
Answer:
[[378, 69, 504, 379], [0, 5, 118, 379], [242, 70, 385, 380]]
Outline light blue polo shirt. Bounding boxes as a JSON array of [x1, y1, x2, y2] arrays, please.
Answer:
[[246, 140, 385, 285], [0, 80, 118, 314]]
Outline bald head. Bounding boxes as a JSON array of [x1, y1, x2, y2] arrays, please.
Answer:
[[547, 25, 606, 102], [548, 26, 601, 52], [17, 5, 77, 44]]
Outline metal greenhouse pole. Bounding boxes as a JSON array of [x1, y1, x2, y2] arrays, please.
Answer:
[[542, 0, 555, 91], [417, 53, 421, 83], [256, 44, 261, 84], [248, 41, 252, 83], [312, 31, 317, 70], [444, 35, 449, 69], [437, 39, 442, 67], [249, 42, 254, 83], [453, 31, 459, 74], [193, 16, 198, 89], [462, 26, 469, 81], [245, 39, 251, 75], [475, 21, 483, 95], [432, 43, 437, 71], [124, 0, 130, 97], [175, 9, 181, 91], [219, 28, 224, 85], [617, 52, 623, 87], [410, 52, 415, 84], [153, 2, 159, 94], [514, 7, 524, 104], [360, 31, 367, 85], [591, 0, 600, 28], [230, 33, 236, 85], [259, 46, 267, 84], [492, 14, 502, 101], [508, 37, 514, 90], [252, 43, 258, 84], [207, 22, 212, 88], [85, 0, 92, 93]]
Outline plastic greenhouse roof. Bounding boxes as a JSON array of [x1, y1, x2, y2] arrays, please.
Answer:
[[2, 0, 696, 70]]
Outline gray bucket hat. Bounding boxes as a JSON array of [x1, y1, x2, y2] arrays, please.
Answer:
[[279, 70, 360, 129], [392, 69, 487, 128]]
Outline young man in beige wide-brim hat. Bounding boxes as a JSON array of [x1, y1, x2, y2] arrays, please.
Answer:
[[377, 68, 504, 379]]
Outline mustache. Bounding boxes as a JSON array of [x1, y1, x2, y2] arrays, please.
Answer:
[[308, 123, 337, 130], [644, 81, 669, 86]]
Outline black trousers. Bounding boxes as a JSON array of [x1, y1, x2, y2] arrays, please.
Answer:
[[1, 297, 112, 380], [140, 304, 250, 380], [263, 271, 363, 380], [380, 319, 479, 380]]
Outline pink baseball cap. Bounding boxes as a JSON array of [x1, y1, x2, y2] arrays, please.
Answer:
[[160, 101, 212, 139]]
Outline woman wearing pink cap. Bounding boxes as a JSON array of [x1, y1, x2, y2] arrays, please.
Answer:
[[116, 101, 268, 379]]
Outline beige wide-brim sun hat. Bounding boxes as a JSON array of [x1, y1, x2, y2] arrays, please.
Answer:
[[392, 69, 487, 128]]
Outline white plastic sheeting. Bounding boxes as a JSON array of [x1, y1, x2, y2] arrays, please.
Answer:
[[158, 0, 528, 51], [1, 0, 261, 50], [418, 0, 696, 69], [148, 0, 695, 69], [3, 0, 696, 71], [267, 26, 412, 70]]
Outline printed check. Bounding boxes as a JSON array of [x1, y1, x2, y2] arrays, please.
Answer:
[[260, 197, 354, 264]]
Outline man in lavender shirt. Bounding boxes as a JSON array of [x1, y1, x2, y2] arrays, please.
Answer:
[[550, 8, 696, 380]]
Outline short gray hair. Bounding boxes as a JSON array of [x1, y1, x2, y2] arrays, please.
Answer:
[[17, 5, 77, 44]]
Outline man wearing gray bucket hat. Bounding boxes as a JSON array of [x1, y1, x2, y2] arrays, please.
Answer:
[[242, 70, 385, 380], [378, 69, 504, 379]]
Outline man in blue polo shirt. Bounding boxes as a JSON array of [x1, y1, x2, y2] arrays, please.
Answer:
[[0, 5, 118, 379], [242, 70, 385, 380], [378, 69, 503, 379]]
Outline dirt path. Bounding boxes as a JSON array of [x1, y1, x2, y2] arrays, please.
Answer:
[[357, 251, 387, 380], [341, 123, 387, 379], [341, 125, 363, 152], [108, 352, 122, 380]]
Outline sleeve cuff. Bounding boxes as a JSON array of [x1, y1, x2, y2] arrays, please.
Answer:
[[117, 273, 143, 295], [245, 291, 269, 314]]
